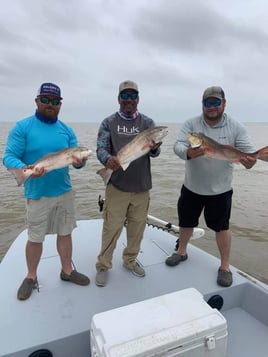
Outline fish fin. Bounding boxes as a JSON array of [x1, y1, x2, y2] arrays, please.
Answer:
[[256, 146, 268, 162], [141, 144, 151, 150], [7, 168, 32, 186], [204, 147, 216, 158], [96, 168, 113, 185], [121, 162, 130, 171]]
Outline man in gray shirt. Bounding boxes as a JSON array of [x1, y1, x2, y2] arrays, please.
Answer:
[[95, 80, 162, 287], [165, 86, 256, 287]]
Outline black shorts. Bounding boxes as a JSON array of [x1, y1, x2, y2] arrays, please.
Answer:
[[178, 185, 233, 232]]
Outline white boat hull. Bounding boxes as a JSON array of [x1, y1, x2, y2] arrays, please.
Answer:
[[0, 219, 268, 356]]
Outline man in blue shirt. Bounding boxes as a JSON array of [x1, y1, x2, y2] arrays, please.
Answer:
[[3, 82, 90, 300]]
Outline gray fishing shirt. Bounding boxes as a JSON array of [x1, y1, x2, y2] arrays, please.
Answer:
[[97, 112, 160, 192], [174, 113, 255, 195]]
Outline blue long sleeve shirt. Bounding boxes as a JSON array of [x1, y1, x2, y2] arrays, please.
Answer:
[[3, 114, 78, 199]]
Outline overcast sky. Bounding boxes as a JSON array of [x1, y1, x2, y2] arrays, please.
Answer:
[[1, 0, 268, 123]]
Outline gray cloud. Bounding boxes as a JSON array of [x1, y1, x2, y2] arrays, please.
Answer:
[[133, 1, 268, 54], [1, 0, 268, 123]]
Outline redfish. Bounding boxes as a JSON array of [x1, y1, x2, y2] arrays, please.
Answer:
[[187, 132, 268, 162], [8, 147, 93, 186], [97, 126, 168, 185]]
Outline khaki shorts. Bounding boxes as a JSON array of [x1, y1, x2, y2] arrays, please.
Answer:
[[26, 191, 77, 243]]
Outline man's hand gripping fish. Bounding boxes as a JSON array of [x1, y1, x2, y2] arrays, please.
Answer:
[[187, 132, 268, 162], [8, 147, 93, 186], [97, 126, 168, 185]]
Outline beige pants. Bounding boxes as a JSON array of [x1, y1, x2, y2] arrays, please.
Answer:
[[96, 184, 150, 271]]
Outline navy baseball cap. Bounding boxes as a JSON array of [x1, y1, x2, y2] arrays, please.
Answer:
[[37, 82, 62, 99]]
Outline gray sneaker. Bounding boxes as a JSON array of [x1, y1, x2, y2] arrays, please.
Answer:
[[217, 268, 233, 287], [17, 278, 38, 301], [123, 261, 145, 277], [95, 269, 108, 287], [165, 253, 188, 267]]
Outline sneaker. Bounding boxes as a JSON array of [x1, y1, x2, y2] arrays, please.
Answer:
[[123, 261, 145, 277], [60, 270, 90, 286], [17, 278, 38, 301], [95, 269, 108, 287], [165, 253, 188, 267], [217, 268, 233, 287]]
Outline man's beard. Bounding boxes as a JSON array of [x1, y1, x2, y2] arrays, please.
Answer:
[[203, 109, 224, 122]]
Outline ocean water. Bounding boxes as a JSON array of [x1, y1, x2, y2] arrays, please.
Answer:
[[0, 121, 268, 284]]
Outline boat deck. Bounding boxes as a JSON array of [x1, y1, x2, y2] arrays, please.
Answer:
[[0, 219, 267, 356]]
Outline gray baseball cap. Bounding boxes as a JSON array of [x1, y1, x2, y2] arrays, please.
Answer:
[[119, 80, 139, 93], [202, 86, 225, 101]]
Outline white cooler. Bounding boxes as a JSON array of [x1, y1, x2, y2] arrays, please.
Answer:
[[90, 288, 227, 357]]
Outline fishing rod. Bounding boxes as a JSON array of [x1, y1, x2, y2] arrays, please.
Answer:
[[147, 214, 205, 240], [98, 195, 205, 241]]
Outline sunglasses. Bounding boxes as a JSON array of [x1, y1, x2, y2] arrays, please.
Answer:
[[203, 99, 222, 108], [39, 96, 61, 105], [119, 92, 139, 100]]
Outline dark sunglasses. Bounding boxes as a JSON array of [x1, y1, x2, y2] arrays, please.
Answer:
[[203, 99, 222, 108], [119, 92, 139, 100], [39, 96, 61, 105]]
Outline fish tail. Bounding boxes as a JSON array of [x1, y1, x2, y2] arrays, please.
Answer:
[[96, 168, 113, 185], [7, 168, 31, 186], [256, 146, 268, 162]]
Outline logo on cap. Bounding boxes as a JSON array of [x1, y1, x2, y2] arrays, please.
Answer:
[[37, 82, 62, 98]]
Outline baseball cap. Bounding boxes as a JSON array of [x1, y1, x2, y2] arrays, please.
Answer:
[[37, 82, 62, 99], [202, 86, 225, 101], [119, 80, 139, 93]]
